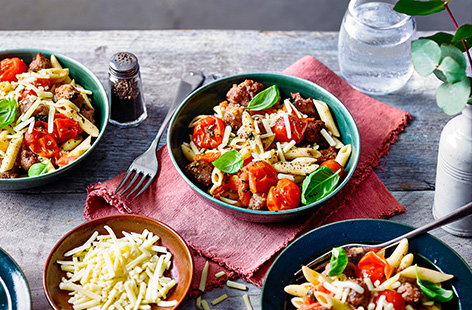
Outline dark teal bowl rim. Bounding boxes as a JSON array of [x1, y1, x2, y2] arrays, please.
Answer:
[[0, 48, 109, 184], [261, 219, 472, 309], [167, 72, 360, 216], [0, 246, 32, 309]]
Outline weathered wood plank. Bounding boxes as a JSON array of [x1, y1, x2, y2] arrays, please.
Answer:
[[0, 30, 448, 193]]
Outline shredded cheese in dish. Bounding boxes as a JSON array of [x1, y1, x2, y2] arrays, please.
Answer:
[[57, 226, 177, 309]]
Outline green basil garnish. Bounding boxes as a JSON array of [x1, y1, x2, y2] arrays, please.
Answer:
[[328, 247, 348, 277], [246, 85, 280, 111], [212, 150, 243, 174], [301, 166, 340, 204], [415, 266, 454, 302], [28, 163, 49, 177], [0, 99, 18, 128]]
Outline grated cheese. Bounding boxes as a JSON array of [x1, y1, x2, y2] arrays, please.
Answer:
[[282, 140, 296, 153], [242, 294, 253, 310], [283, 113, 291, 139], [320, 128, 337, 147], [201, 300, 211, 310], [189, 138, 201, 155], [57, 227, 177, 309], [215, 271, 226, 278], [220, 125, 232, 147], [283, 99, 293, 115], [211, 294, 228, 305], [199, 261, 209, 292], [47, 105, 55, 133], [13, 117, 34, 133], [226, 280, 247, 291], [261, 118, 273, 135], [276, 142, 286, 162], [277, 173, 295, 181], [334, 280, 365, 294], [196, 296, 202, 309]]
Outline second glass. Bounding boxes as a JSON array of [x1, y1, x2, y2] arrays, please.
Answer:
[[338, 0, 416, 95]]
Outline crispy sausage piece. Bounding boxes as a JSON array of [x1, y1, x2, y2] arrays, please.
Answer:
[[0, 159, 19, 179], [55, 84, 87, 109], [248, 193, 267, 210], [18, 96, 49, 116], [28, 53, 52, 72], [397, 281, 423, 304], [317, 146, 337, 164], [226, 80, 264, 107], [19, 145, 40, 171], [185, 160, 213, 188], [291, 92, 317, 117], [80, 105, 96, 124], [347, 279, 370, 307], [222, 103, 245, 130], [304, 120, 325, 144]]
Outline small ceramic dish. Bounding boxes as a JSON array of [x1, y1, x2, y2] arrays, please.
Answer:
[[0, 247, 31, 310], [261, 219, 472, 310], [43, 214, 193, 310], [0, 49, 109, 190], [168, 72, 360, 223]]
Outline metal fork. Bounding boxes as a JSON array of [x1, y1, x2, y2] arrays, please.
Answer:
[[114, 71, 207, 198], [294, 201, 472, 280]]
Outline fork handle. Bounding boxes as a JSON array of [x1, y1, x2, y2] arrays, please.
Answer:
[[147, 71, 205, 151], [379, 201, 472, 248]]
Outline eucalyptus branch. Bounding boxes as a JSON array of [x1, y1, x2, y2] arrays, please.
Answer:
[[443, 2, 472, 70]]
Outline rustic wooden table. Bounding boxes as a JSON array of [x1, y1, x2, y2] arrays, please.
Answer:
[[0, 30, 470, 310]]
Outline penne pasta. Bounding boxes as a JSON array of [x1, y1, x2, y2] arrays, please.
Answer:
[[335, 144, 352, 167], [313, 100, 340, 137]]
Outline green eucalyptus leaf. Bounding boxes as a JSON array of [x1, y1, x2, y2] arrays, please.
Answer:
[[436, 78, 471, 115], [433, 69, 448, 83], [211, 150, 243, 174], [453, 24, 472, 42], [440, 45, 467, 70], [436, 56, 466, 83], [28, 163, 49, 177], [411, 39, 441, 76], [394, 0, 446, 16], [246, 85, 280, 111], [0, 99, 18, 128], [301, 166, 340, 205], [422, 32, 466, 52], [328, 247, 348, 277]]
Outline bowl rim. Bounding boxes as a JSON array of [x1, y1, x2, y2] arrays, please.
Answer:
[[0, 48, 110, 183], [0, 246, 32, 309], [42, 214, 194, 310], [167, 72, 361, 216], [260, 218, 472, 309]]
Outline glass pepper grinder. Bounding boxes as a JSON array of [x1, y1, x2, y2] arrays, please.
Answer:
[[108, 52, 147, 127]]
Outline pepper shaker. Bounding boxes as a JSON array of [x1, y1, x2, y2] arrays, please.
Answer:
[[108, 52, 147, 127]]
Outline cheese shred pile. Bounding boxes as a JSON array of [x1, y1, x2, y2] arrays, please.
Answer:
[[57, 226, 177, 310]]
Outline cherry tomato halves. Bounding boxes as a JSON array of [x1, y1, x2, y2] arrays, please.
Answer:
[[192, 116, 226, 149], [267, 178, 301, 211], [0, 57, 27, 82], [375, 290, 406, 310], [273, 115, 307, 143]]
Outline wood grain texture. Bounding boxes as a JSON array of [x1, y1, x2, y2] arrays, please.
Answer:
[[0, 31, 469, 310]]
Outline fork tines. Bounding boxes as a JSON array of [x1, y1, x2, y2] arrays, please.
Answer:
[[115, 169, 154, 199]]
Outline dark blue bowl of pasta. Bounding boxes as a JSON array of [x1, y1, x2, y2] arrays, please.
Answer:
[[261, 219, 472, 309], [0, 49, 109, 190], [167, 73, 360, 223]]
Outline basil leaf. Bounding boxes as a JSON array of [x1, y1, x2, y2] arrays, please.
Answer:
[[246, 85, 280, 111], [212, 150, 243, 174], [28, 163, 49, 177], [415, 266, 454, 302], [301, 166, 340, 204], [0, 99, 18, 128], [328, 247, 348, 277]]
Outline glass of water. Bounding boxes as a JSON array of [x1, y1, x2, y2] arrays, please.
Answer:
[[338, 0, 416, 95]]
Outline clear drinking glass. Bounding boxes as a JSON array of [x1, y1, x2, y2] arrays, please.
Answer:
[[338, 0, 416, 95]]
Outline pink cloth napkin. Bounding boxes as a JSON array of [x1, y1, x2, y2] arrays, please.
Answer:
[[84, 55, 411, 294]]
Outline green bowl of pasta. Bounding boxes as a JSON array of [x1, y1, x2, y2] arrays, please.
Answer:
[[0, 49, 109, 190], [168, 73, 360, 223]]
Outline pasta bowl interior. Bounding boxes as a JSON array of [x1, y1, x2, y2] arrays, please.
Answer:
[[168, 73, 360, 223], [0, 49, 109, 190], [261, 219, 471, 310], [43, 214, 194, 310]]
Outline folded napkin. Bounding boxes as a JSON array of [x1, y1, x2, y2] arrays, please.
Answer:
[[85, 55, 411, 295]]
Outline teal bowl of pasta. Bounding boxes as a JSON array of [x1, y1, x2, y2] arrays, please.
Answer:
[[167, 73, 360, 223], [0, 49, 109, 190]]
